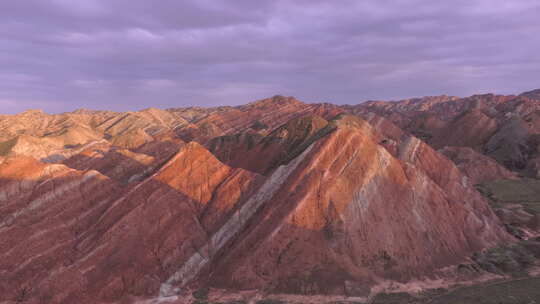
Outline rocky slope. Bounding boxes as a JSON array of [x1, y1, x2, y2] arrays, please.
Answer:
[[207, 115, 333, 175], [439, 147, 518, 185], [0, 89, 539, 303], [190, 115, 509, 297], [520, 89, 540, 101], [350, 93, 540, 175]]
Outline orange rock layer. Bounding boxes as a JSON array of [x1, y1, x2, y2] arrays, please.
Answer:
[[1, 91, 538, 303]]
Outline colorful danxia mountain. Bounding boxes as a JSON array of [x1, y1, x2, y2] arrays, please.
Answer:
[[1, 92, 540, 304]]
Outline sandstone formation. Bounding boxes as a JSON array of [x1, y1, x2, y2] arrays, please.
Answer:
[[194, 116, 509, 296], [0, 143, 264, 303], [431, 109, 498, 150], [440, 146, 518, 184], [0, 156, 123, 302], [63, 147, 156, 184], [207, 115, 332, 175], [351, 93, 540, 174], [173, 96, 343, 144], [1, 89, 540, 303]]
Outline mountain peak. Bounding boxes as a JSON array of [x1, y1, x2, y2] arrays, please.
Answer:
[[1, 89, 539, 302], [243, 95, 304, 109], [19, 109, 45, 116], [520, 88, 540, 100]]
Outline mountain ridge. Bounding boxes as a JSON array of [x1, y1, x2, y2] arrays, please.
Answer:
[[0, 89, 539, 303]]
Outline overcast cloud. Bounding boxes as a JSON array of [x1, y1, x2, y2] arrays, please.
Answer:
[[1, 0, 539, 113]]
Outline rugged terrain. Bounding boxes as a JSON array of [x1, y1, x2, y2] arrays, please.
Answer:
[[1, 92, 539, 303]]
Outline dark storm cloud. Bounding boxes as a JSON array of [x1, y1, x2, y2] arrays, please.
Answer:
[[1, 0, 539, 113]]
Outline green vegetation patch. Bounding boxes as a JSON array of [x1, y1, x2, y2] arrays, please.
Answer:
[[280, 123, 337, 166], [429, 277, 540, 304], [193, 287, 210, 300], [255, 300, 286, 304], [476, 178, 540, 213], [371, 292, 418, 304], [0, 137, 17, 156], [472, 238, 540, 277]]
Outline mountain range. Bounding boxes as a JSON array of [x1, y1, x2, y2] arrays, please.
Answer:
[[1, 90, 540, 303]]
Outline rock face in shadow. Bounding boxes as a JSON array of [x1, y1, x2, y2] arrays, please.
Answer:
[[485, 117, 533, 170], [207, 115, 333, 175], [520, 88, 540, 101], [350, 93, 540, 174], [440, 146, 518, 184], [63, 147, 157, 184], [173, 96, 343, 144], [431, 109, 498, 150]]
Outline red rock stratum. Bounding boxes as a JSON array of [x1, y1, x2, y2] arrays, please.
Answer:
[[1, 90, 539, 303]]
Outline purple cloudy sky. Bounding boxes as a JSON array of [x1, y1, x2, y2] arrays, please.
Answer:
[[1, 0, 539, 113]]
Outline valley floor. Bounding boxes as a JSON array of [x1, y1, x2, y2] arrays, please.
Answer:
[[425, 275, 540, 304], [137, 274, 540, 304]]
